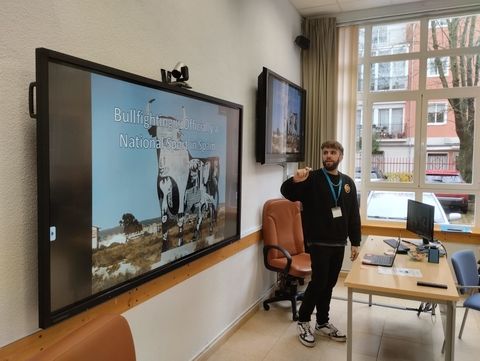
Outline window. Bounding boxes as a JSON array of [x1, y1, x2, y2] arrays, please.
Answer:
[[356, 106, 363, 127], [427, 55, 478, 89], [429, 19, 448, 28], [427, 153, 448, 170], [357, 64, 364, 92], [355, 104, 364, 172], [370, 60, 408, 91], [351, 15, 479, 227], [428, 15, 480, 51], [372, 103, 405, 138], [358, 28, 365, 58], [372, 25, 388, 50], [427, 102, 447, 124], [427, 57, 449, 77], [371, 22, 420, 54]]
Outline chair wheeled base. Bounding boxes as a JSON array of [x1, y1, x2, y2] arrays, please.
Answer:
[[263, 273, 305, 320]]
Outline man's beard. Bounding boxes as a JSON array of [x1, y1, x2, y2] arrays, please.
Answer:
[[322, 159, 340, 171]]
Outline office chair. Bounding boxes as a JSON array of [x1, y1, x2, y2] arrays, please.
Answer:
[[262, 198, 311, 320], [451, 249, 480, 339]]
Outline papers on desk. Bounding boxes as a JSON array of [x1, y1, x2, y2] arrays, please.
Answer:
[[439, 224, 471, 233], [377, 267, 423, 277]]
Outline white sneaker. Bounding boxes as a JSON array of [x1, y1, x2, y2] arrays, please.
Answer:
[[315, 322, 346, 342], [297, 321, 316, 347]]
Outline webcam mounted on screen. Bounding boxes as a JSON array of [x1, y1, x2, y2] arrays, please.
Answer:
[[161, 61, 191, 89]]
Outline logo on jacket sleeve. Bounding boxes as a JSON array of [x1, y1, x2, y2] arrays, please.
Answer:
[[344, 184, 351, 193]]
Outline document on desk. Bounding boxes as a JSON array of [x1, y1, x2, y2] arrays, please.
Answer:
[[377, 267, 422, 277]]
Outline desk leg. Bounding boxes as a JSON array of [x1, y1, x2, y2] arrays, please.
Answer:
[[444, 301, 456, 361], [347, 288, 353, 361]]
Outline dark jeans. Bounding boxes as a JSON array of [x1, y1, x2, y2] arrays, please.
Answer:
[[298, 245, 345, 325]]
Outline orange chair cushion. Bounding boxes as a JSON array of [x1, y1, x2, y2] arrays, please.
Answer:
[[268, 252, 311, 278]]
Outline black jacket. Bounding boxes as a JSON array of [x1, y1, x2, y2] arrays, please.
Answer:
[[280, 169, 361, 247]]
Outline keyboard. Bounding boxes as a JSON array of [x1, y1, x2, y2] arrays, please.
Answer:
[[362, 253, 395, 267]]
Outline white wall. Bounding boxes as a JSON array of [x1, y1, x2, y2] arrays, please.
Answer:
[[0, 0, 302, 358]]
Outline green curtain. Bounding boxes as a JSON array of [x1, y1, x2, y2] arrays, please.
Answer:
[[301, 17, 338, 169]]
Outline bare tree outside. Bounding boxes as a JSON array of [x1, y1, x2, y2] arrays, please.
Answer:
[[430, 15, 479, 183]]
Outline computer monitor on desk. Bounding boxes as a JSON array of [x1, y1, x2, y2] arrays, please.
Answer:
[[406, 199, 436, 250]]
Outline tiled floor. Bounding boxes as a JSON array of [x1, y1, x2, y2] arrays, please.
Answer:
[[205, 276, 480, 361]]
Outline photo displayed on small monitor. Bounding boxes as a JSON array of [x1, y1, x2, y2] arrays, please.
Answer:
[[406, 199, 434, 245], [256, 67, 306, 164]]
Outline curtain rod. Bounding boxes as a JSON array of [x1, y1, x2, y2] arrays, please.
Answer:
[[306, 4, 480, 27]]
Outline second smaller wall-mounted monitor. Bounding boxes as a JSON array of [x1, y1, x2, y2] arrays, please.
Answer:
[[406, 199, 434, 245], [256, 67, 306, 164]]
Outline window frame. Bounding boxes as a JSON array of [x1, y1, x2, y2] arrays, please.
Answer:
[[350, 16, 480, 228]]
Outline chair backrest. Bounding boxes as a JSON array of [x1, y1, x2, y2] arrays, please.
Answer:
[[27, 314, 136, 361], [262, 198, 304, 262], [451, 249, 478, 294]]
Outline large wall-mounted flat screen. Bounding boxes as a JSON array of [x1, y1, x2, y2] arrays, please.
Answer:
[[33, 48, 242, 328], [256, 67, 305, 164]]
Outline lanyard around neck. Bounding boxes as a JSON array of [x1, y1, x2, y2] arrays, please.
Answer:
[[322, 167, 342, 207]]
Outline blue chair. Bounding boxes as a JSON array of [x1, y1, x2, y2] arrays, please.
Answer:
[[451, 249, 480, 339]]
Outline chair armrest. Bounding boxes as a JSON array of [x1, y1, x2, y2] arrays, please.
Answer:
[[455, 284, 480, 295], [263, 244, 292, 275]]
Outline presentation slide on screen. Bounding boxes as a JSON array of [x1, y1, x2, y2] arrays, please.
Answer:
[[90, 74, 230, 292]]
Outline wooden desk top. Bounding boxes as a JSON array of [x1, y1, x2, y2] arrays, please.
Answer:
[[344, 236, 460, 302]]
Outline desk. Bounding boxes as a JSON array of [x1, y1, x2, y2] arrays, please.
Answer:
[[344, 236, 460, 361]]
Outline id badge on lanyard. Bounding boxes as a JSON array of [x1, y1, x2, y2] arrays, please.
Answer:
[[322, 168, 343, 218], [331, 206, 342, 218]]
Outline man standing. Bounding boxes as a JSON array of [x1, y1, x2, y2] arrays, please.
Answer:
[[280, 140, 361, 347]]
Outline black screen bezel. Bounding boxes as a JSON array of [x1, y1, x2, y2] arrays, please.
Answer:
[[35, 48, 243, 328], [255, 67, 306, 164], [406, 199, 434, 244]]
